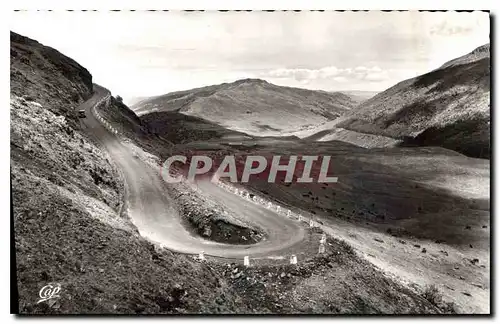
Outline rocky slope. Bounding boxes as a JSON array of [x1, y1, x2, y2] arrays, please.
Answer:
[[132, 79, 357, 137], [11, 32, 93, 128], [333, 44, 490, 158]]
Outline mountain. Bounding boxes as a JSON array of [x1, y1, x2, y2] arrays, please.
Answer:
[[331, 44, 490, 158], [125, 96, 151, 107], [339, 90, 379, 104], [131, 79, 358, 137]]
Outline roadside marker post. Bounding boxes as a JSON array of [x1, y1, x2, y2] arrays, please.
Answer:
[[290, 254, 297, 265], [318, 243, 325, 254], [199, 251, 205, 261], [244, 256, 250, 267], [320, 234, 326, 244], [309, 219, 314, 228], [287, 210, 291, 217]]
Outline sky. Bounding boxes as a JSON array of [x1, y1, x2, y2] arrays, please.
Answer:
[[11, 11, 490, 103]]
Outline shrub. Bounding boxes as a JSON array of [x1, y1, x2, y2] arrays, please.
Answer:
[[422, 284, 457, 313], [338, 239, 355, 255], [423, 285, 441, 304]]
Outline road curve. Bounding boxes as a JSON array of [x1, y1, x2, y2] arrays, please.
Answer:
[[79, 84, 306, 259]]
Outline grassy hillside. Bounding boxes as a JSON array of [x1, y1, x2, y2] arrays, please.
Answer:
[[132, 79, 358, 137], [335, 44, 490, 158]]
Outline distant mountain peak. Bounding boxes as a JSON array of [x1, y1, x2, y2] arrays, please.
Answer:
[[232, 78, 269, 85]]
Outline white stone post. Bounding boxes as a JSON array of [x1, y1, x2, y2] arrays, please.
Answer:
[[290, 254, 297, 265], [199, 251, 205, 261], [244, 256, 250, 267]]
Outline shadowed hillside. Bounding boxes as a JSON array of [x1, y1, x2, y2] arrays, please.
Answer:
[[333, 44, 490, 158]]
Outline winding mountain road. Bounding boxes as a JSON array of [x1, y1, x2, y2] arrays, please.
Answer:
[[79, 85, 306, 259]]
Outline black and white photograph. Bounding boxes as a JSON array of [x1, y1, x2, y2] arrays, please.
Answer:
[[9, 9, 491, 315]]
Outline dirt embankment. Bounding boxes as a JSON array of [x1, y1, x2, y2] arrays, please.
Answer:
[[169, 181, 265, 245], [211, 237, 452, 314]]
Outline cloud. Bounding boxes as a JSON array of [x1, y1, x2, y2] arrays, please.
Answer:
[[10, 11, 489, 95], [264, 65, 390, 83], [267, 67, 342, 81], [430, 21, 474, 36], [332, 76, 348, 83]]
